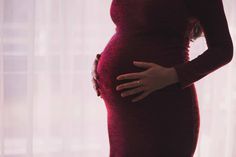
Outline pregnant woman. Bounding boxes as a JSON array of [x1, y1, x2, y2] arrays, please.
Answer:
[[91, 0, 233, 156]]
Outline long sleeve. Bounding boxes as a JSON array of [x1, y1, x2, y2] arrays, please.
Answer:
[[173, 0, 234, 89]]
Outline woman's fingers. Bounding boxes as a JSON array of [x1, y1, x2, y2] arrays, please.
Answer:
[[120, 86, 145, 97], [132, 91, 151, 102], [116, 61, 156, 80], [116, 80, 143, 91], [116, 72, 143, 80]]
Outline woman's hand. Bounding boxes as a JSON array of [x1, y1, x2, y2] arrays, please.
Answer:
[[116, 61, 178, 102]]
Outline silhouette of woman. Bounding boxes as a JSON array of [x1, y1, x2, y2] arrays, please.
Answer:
[[91, 0, 233, 156]]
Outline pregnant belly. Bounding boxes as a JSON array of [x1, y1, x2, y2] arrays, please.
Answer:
[[96, 33, 188, 102]]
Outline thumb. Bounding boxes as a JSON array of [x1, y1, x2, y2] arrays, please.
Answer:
[[133, 61, 154, 69]]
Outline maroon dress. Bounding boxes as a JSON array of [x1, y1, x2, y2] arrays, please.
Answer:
[[91, 0, 233, 156]]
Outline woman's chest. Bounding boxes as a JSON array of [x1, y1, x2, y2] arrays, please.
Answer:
[[110, 0, 189, 25]]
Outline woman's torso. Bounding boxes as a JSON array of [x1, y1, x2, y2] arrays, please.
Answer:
[[94, 1, 200, 155], [97, 0, 193, 103]]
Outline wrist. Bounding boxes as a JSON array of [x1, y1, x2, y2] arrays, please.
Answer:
[[166, 67, 179, 84]]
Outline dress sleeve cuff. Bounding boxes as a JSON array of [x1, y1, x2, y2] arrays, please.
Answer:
[[173, 63, 194, 90]]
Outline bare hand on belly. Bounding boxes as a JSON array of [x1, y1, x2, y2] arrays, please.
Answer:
[[116, 61, 179, 102]]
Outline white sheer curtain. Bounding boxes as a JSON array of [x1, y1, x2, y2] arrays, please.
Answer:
[[0, 0, 235, 157]]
